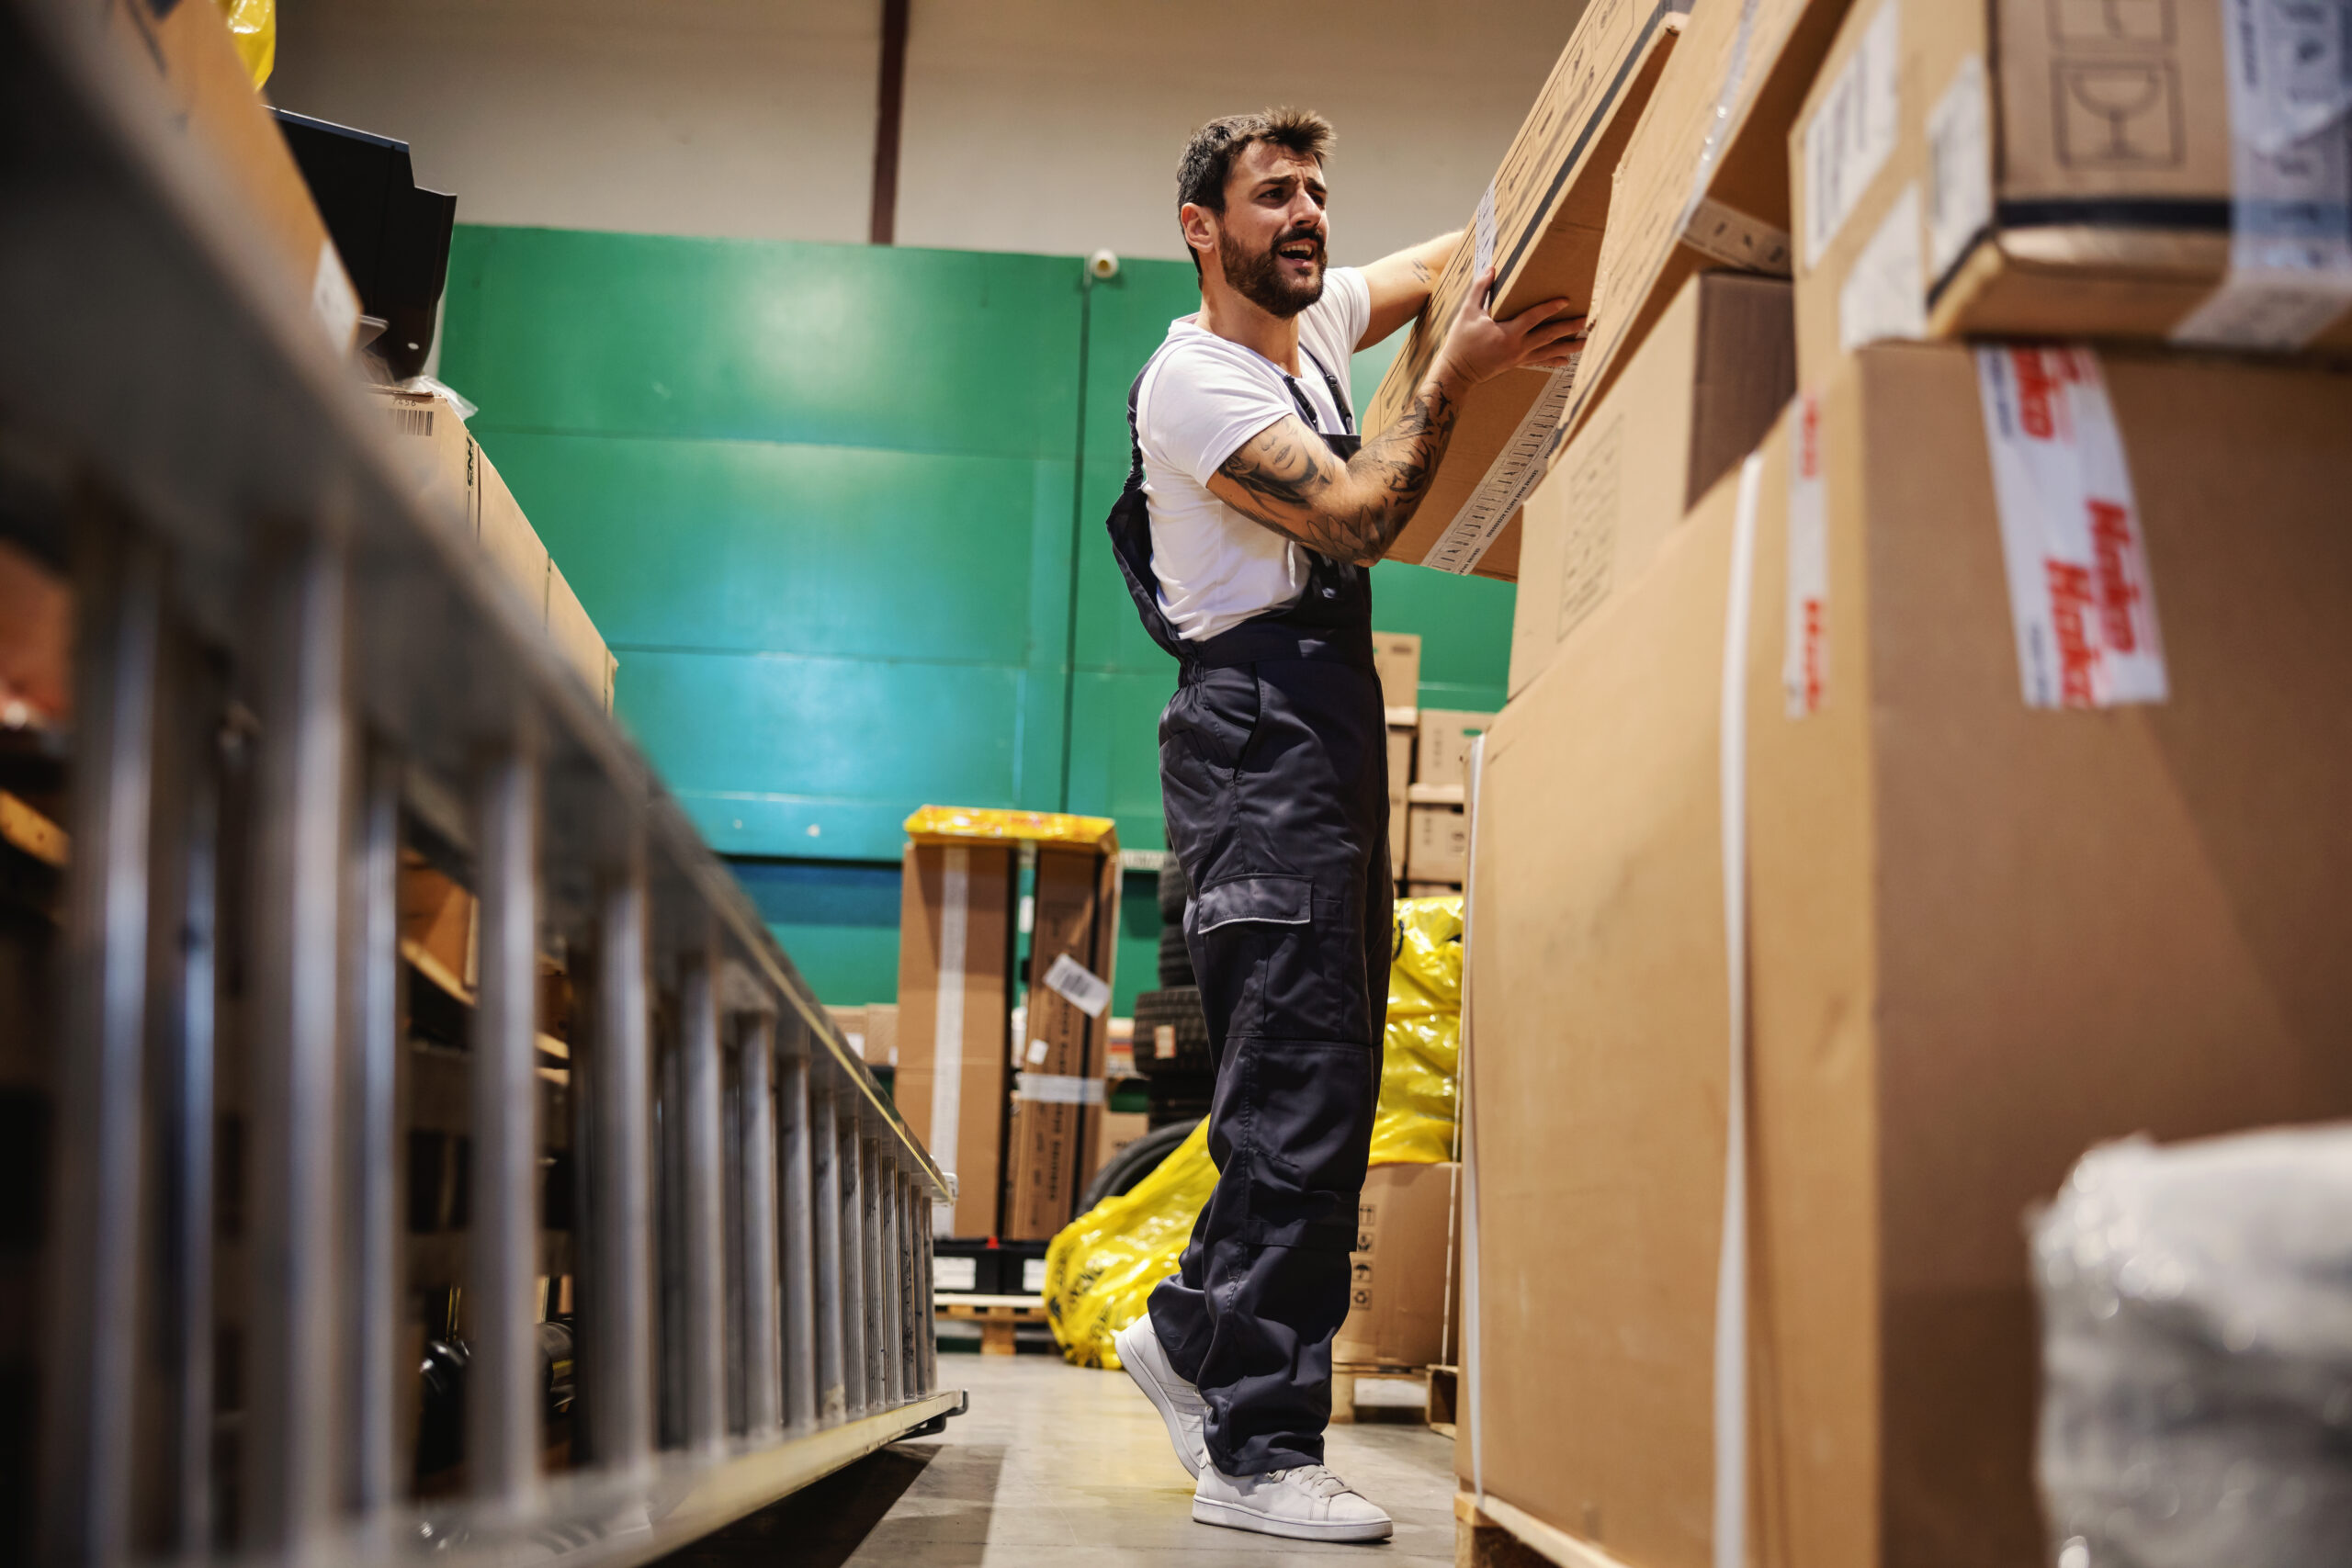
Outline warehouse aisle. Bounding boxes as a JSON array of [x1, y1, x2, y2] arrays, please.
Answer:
[[663, 1355, 1461, 1566]]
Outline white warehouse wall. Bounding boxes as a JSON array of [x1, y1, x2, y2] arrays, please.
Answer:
[[271, 0, 1589, 265]]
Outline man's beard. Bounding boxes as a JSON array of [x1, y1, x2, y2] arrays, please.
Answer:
[[1221, 228, 1325, 319]]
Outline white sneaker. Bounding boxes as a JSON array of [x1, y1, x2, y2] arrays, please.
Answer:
[[1113, 1314, 1209, 1479], [1192, 1461, 1394, 1543]]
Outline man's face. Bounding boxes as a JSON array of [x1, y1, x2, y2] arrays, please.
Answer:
[[1209, 141, 1328, 318]]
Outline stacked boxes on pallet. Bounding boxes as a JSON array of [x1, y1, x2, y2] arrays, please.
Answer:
[[1409, 0, 2352, 1562]]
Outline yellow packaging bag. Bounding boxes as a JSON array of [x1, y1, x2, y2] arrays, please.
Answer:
[[1044, 897, 1463, 1368], [217, 0, 275, 86]]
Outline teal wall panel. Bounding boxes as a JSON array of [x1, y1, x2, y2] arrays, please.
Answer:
[[733, 861, 903, 1006], [442, 227, 1081, 457]]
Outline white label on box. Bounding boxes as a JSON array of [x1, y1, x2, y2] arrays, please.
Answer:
[[1838, 183, 1928, 353], [1974, 346, 2167, 709], [311, 239, 361, 353], [1925, 54, 1993, 288], [934, 1256, 978, 1292], [1418, 361, 1580, 574], [1013, 1072, 1104, 1105], [846, 1031, 867, 1060], [1153, 1024, 1177, 1059], [1781, 392, 1828, 717], [1680, 197, 1794, 276], [2172, 0, 2352, 351], [1475, 179, 1498, 280], [1025, 1037, 1049, 1066], [1802, 0, 1902, 268], [1023, 1257, 1047, 1293], [1042, 953, 1110, 1018]]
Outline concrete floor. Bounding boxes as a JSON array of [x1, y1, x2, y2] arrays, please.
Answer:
[[661, 1351, 1462, 1567]]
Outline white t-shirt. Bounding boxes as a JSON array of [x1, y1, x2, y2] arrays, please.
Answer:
[[1135, 265, 1370, 641]]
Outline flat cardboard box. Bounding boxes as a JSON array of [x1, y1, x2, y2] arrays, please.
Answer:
[[1789, 0, 2352, 391], [1564, 0, 1851, 447], [1334, 1162, 1457, 1369], [1511, 270, 1793, 697], [1414, 710, 1495, 794], [895, 842, 1013, 1238], [1464, 343, 2352, 1565], [1365, 0, 1686, 579], [1003, 842, 1122, 1241], [103, 0, 358, 355], [1405, 804, 1466, 886], [1373, 632, 1422, 712]]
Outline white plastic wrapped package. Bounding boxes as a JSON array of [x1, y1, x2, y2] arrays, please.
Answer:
[[2032, 1125, 2352, 1568]]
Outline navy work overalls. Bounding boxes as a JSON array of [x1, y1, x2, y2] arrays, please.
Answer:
[[1107, 344, 1393, 1476]]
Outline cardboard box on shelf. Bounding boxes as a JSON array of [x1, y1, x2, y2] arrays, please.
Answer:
[[826, 1006, 868, 1061], [1373, 632, 1422, 713], [1465, 343, 2352, 1565], [895, 842, 1013, 1238], [102, 0, 359, 355], [1334, 1162, 1458, 1369], [1510, 270, 1793, 697], [1789, 0, 2352, 391], [1003, 841, 1123, 1241], [1563, 0, 1853, 448], [1414, 710, 1495, 794], [1406, 805, 1467, 886], [397, 854, 475, 991], [863, 1002, 899, 1068], [1087, 1110, 1153, 1193], [473, 447, 548, 622], [547, 559, 618, 711], [1385, 724, 1414, 871], [1365, 0, 1687, 580]]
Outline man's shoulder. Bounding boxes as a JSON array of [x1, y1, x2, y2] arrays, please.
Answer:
[[1137, 327, 1276, 423]]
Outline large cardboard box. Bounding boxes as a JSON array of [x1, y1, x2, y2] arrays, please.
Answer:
[[1335, 1162, 1457, 1369], [1510, 269, 1793, 696], [863, 1002, 899, 1068], [1790, 0, 2352, 391], [1386, 725, 1415, 871], [548, 559, 619, 710], [1003, 844, 1122, 1241], [1464, 343, 2352, 1565], [103, 0, 358, 355], [1414, 709, 1495, 794], [1565, 0, 1852, 446], [1405, 804, 1467, 886], [1372, 631, 1422, 715], [1365, 0, 1686, 579], [895, 843, 1013, 1238]]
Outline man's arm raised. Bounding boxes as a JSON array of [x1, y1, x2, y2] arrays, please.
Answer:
[[1358, 231, 1459, 349], [1207, 269, 1585, 565]]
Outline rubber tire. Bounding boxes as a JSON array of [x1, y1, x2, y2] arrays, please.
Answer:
[[1157, 923, 1194, 988], [1157, 859, 1189, 922], [1079, 1115, 1203, 1212], [1131, 987, 1214, 1077]]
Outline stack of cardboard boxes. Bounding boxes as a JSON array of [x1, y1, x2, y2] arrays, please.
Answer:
[[1399, 0, 2352, 1561], [1372, 631, 1498, 894], [890, 809, 1123, 1247]]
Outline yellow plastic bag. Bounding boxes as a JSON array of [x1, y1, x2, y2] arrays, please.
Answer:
[[216, 0, 275, 87], [901, 804, 1116, 850], [1043, 896, 1464, 1368]]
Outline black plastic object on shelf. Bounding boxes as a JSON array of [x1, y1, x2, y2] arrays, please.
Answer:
[[1157, 858, 1189, 922], [271, 109, 457, 379], [1157, 921, 1193, 988]]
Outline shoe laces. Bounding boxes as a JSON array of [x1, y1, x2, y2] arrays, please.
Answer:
[[1265, 1463, 1353, 1499]]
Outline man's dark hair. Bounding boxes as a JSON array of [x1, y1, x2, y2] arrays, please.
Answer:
[[1175, 107, 1335, 278]]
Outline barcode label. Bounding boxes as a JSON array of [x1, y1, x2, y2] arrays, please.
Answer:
[[1974, 346, 2166, 709], [390, 406, 434, 437], [1419, 358, 1580, 574], [1042, 953, 1111, 1018]]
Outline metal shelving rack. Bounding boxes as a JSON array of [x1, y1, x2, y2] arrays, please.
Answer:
[[1, 1, 962, 1562]]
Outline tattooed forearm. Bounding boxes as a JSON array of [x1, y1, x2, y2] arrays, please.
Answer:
[[1210, 373, 1464, 565]]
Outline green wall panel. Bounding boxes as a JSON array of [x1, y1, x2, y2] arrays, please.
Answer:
[[443, 227, 1082, 457], [732, 860, 903, 1006], [482, 433, 1075, 662]]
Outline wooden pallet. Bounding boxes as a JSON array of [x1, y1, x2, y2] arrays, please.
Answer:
[[1454, 1490, 1638, 1568], [933, 1292, 1046, 1357], [1331, 1361, 1456, 1432]]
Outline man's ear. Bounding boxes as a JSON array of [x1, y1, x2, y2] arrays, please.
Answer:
[[1179, 202, 1218, 267]]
